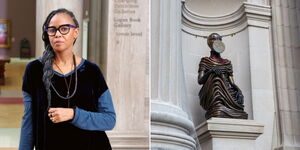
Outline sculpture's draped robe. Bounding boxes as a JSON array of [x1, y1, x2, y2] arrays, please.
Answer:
[[199, 57, 248, 119]]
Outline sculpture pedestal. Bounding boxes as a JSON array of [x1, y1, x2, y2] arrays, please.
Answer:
[[196, 118, 264, 150]]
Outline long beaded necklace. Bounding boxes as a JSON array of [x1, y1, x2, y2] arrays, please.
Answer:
[[54, 61, 73, 97], [50, 54, 78, 107]]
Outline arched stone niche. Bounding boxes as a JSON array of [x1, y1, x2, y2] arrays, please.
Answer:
[[185, 0, 244, 17]]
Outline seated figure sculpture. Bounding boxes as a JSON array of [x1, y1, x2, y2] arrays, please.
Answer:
[[198, 33, 248, 119]]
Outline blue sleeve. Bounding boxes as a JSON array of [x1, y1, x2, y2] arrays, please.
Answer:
[[71, 89, 116, 131], [19, 91, 34, 150]]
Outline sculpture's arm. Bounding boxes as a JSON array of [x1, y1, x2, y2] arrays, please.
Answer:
[[229, 75, 235, 84], [229, 75, 244, 104], [198, 67, 223, 85], [229, 75, 240, 91], [198, 70, 207, 85], [229, 75, 242, 90]]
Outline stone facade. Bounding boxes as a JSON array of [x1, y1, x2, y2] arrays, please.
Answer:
[[151, 0, 300, 149]]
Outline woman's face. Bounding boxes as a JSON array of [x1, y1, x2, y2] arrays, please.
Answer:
[[207, 34, 221, 48], [47, 13, 79, 52], [207, 33, 225, 53]]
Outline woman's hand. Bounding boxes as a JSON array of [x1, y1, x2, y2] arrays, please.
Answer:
[[48, 108, 74, 123]]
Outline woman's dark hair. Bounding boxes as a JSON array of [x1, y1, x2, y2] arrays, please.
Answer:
[[41, 8, 79, 108]]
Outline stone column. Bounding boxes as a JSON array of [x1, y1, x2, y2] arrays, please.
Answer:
[[272, 0, 300, 149], [88, 0, 102, 67], [244, 1, 276, 150], [104, 0, 149, 149], [35, 0, 83, 58], [151, 0, 197, 149]]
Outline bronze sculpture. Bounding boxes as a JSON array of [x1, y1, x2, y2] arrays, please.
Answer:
[[198, 33, 248, 119]]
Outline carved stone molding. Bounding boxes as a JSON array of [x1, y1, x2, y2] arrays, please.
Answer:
[[182, 2, 271, 37]]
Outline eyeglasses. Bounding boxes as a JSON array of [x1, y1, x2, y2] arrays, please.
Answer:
[[44, 24, 77, 36]]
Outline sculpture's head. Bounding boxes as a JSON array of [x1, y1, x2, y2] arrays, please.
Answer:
[[207, 33, 225, 53]]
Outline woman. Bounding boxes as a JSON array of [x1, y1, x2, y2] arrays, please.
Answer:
[[198, 33, 248, 119], [19, 8, 116, 150]]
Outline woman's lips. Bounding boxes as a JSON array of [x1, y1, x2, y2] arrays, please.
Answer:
[[54, 41, 64, 45]]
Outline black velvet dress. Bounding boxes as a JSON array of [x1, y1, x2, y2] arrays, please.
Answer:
[[22, 59, 112, 150]]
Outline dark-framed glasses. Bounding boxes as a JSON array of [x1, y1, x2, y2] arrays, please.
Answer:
[[44, 24, 77, 36]]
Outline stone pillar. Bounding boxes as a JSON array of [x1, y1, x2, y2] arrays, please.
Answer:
[[88, 0, 102, 67], [244, 2, 276, 150], [104, 0, 149, 149], [272, 0, 300, 149], [197, 118, 264, 150], [151, 0, 197, 149], [35, 0, 83, 58]]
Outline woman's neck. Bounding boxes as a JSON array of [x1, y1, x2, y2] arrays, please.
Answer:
[[209, 50, 227, 64], [54, 50, 74, 65], [210, 50, 221, 59]]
